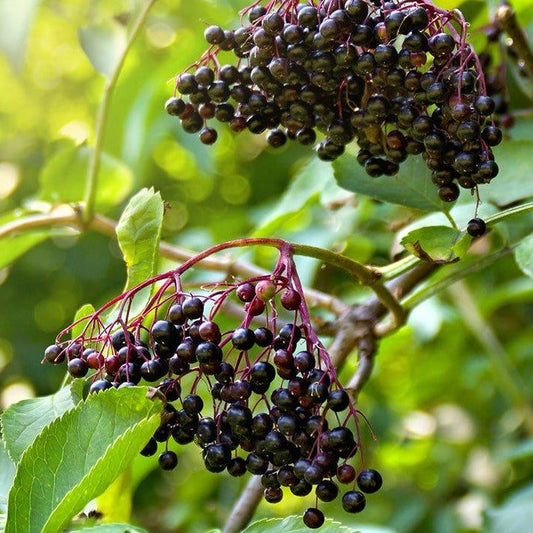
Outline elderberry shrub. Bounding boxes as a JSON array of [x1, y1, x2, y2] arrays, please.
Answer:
[[44, 246, 383, 529], [166, 0, 507, 205]]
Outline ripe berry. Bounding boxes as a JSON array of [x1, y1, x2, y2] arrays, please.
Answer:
[[342, 490, 366, 512], [303, 507, 324, 528], [357, 469, 383, 493], [467, 218, 487, 237], [140, 437, 158, 457], [158, 450, 178, 470]]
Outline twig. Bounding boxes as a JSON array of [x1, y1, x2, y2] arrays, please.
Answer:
[[494, 1, 533, 78], [83, 0, 158, 223], [222, 476, 263, 533], [0, 206, 348, 315]]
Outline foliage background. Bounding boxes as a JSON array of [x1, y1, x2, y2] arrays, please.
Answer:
[[1, 0, 533, 531]]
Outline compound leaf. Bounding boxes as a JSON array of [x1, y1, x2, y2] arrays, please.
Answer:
[[5, 387, 161, 533], [333, 153, 449, 212], [400, 226, 463, 263], [242, 516, 359, 532], [115, 188, 164, 315], [1, 381, 84, 463]]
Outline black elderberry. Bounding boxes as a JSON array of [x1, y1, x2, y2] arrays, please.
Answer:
[[232, 328, 256, 350], [176, 73, 197, 94], [227, 457, 247, 477], [291, 479, 313, 496], [467, 218, 487, 237], [481, 125, 502, 146], [67, 357, 88, 378], [111, 329, 134, 351], [428, 32, 455, 56], [357, 469, 383, 493], [165, 97, 186, 116], [342, 490, 366, 512], [158, 378, 181, 401], [158, 450, 179, 471], [303, 507, 325, 529], [140, 437, 158, 457], [316, 479, 339, 502], [89, 379, 112, 394], [204, 443, 231, 472]]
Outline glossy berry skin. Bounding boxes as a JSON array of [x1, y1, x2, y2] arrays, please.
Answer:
[[342, 490, 366, 512], [158, 451, 178, 470], [357, 469, 383, 493], [303, 507, 325, 528], [467, 218, 487, 237], [140, 437, 158, 457]]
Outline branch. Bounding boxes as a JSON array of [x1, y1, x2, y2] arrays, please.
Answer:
[[83, 0, 158, 223], [494, 1, 533, 78], [0, 206, 348, 315], [222, 476, 263, 533]]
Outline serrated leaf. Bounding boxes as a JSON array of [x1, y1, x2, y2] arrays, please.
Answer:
[[6, 387, 161, 533], [72, 304, 96, 341], [39, 142, 133, 209], [401, 226, 463, 263], [0, 440, 15, 511], [69, 523, 148, 532], [242, 516, 359, 532], [333, 154, 449, 212], [485, 483, 533, 533], [486, 140, 533, 206], [95, 470, 132, 524], [514, 233, 533, 278], [1, 381, 84, 463], [0, 0, 39, 71], [78, 22, 126, 78], [115, 188, 164, 315]]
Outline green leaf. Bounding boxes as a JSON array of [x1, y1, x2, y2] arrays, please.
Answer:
[[6, 387, 161, 533], [0, 440, 15, 512], [1, 381, 84, 463], [333, 154, 449, 212], [253, 159, 350, 236], [400, 226, 463, 263], [0, 232, 52, 270], [514, 233, 533, 278], [39, 142, 133, 209], [115, 188, 164, 314], [95, 470, 132, 524], [78, 22, 126, 78], [486, 140, 533, 206], [69, 523, 148, 532], [242, 516, 359, 532], [0, 0, 39, 71], [485, 483, 533, 533], [71, 304, 96, 341]]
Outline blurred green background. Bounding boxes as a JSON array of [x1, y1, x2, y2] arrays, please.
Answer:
[[1, 0, 533, 531]]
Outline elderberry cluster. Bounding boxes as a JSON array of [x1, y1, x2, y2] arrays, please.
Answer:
[[165, 0, 503, 202], [44, 250, 382, 528]]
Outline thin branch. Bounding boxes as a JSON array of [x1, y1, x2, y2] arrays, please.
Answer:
[[222, 476, 263, 533], [83, 0, 158, 223], [494, 1, 533, 78], [0, 206, 348, 315]]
